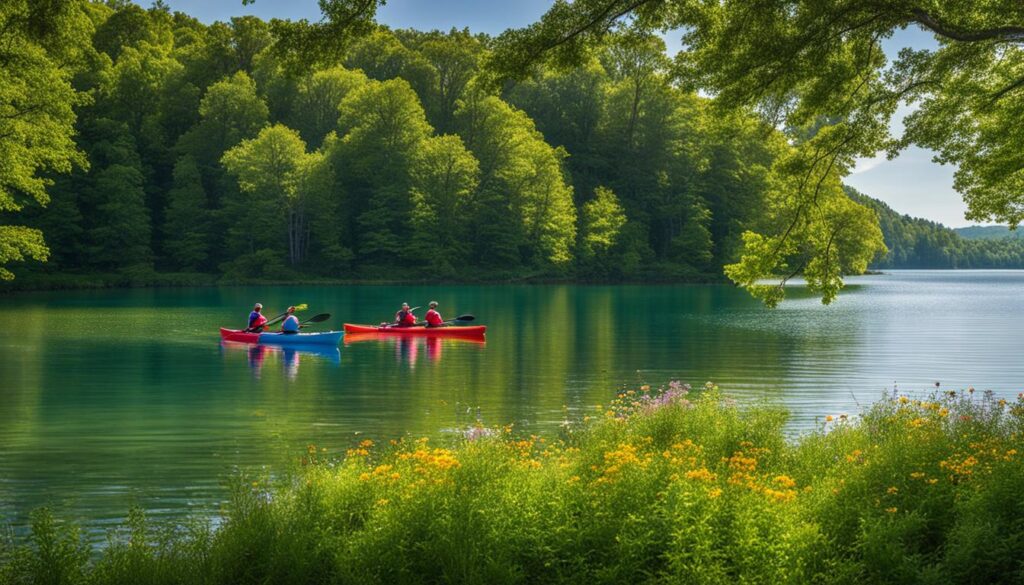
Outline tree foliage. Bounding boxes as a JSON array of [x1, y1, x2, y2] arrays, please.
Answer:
[[490, 0, 1024, 302], [0, 0, 93, 279], [9, 2, 1024, 302]]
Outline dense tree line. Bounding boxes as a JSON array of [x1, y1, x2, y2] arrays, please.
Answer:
[[3, 0, 868, 287], [848, 189, 1024, 269]]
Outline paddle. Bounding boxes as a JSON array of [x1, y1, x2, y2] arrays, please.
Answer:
[[246, 303, 308, 332], [416, 314, 475, 327], [299, 313, 331, 327], [264, 313, 331, 334]]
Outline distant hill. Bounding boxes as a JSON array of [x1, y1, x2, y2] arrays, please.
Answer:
[[954, 225, 1024, 240], [845, 187, 1024, 269]]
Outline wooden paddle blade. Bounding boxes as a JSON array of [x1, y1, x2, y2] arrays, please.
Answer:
[[305, 313, 331, 323], [453, 314, 475, 322]]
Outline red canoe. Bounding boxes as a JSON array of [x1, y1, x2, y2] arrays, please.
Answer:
[[343, 323, 486, 338]]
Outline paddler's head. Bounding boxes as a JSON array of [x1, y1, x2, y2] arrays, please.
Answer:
[[429, 301, 438, 309], [254, 303, 262, 312], [286, 306, 296, 314], [401, 302, 410, 310]]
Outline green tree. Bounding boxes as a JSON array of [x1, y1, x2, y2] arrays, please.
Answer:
[[671, 197, 714, 273], [413, 29, 483, 133], [221, 124, 321, 268], [163, 156, 210, 271], [489, 0, 1024, 302], [88, 164, 152, 270], [0, 0, 93, 279], [455, 91, 577, 268], [579, 186, 627, 264], [408, 134, 480, 274], [91, 2, 172, 61], [288, 67, 367, 149], [332, 78, 433, 267], [177, 71, 269, 176]]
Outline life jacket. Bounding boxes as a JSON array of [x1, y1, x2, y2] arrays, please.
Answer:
[[281, 315, 300, 333], [425, 309, 443, 327], [396, 310, 416, 326], [249, 311, 268, 330]]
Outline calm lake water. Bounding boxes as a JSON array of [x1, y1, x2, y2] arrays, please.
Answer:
[[2, 270, 1023, 532]]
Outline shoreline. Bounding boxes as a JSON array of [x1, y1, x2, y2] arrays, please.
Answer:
[[0, 270, 729, 294]]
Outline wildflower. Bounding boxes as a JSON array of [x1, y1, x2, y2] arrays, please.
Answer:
[[899, 396, 909, 404], [910, 472, 925, 479], [684, 468, 717, 482], [886, 507, 898, 514], [359, 439, 374, 449], [359, 473, 371, 481], [927, 478, 939, 485], [887, 486, 899, 495], [825, 415, 834, 422], [938, 408, 949, 417], [708, 488, 723, 498], [376, 499, 389, 506], [774, 475, 797, 489]]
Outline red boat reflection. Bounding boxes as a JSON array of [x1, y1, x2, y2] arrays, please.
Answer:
[[344, 333, 485, 366]]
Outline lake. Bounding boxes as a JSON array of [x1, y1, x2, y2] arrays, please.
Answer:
[[2, 270, 1023, 533]]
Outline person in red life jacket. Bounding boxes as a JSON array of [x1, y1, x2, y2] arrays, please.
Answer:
[[425, 301, 445, 327], [247, 303, 268, 332], [394, 302, 417, 327]]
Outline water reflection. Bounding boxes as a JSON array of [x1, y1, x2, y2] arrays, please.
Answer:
[[344, 333, 486, 367], [220, 341, 341, 378]]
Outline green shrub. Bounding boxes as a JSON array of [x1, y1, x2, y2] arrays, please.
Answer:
[[3, 385, 1023, 584]]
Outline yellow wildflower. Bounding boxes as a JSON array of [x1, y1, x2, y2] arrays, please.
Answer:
[[684, 468, 717, 482]]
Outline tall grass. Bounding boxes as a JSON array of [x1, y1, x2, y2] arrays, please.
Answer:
[[3, 384, 1023, 584]]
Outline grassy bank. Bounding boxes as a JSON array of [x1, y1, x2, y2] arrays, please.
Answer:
[[3, 385, 1023, 584]]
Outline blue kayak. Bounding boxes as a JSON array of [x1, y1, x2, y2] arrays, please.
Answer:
[[220, 328, 342, 346], [257, 330, 343, 346]]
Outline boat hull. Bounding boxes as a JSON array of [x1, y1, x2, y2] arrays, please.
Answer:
[[220, 328, 343, 346], [343, 323, 486, 337]]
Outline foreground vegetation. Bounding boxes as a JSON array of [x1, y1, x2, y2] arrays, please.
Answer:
[[3, 385, 1023, 584]]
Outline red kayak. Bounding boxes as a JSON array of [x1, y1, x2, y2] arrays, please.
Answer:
[[343, 323, 486, 338], [220, 328, 260, 343]]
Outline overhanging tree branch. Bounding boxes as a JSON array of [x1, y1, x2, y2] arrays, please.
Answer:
[[910, 9, 1024, 43]]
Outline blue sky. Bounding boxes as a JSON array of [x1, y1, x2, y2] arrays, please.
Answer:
[[139, 0, 976, 227]]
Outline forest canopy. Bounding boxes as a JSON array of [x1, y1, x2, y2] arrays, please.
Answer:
[[1, 0, 1021, 304]]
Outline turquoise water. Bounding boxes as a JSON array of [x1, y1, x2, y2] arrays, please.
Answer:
[[2, 270, 1023, 532]]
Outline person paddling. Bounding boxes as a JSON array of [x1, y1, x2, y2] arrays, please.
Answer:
[[281, 306, 301, 334], [424, 301, 445, 328], [394, 302, 417, 327], [247, 303, 268, 332]]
